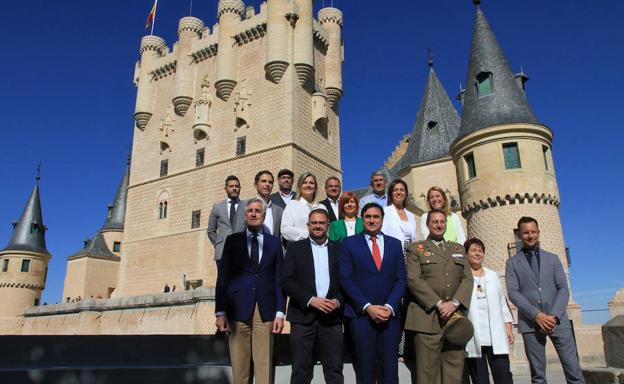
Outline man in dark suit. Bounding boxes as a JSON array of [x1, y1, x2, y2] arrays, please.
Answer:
[[319, 176, 341, 223], [207, 175, 247, 266], [270, 168, 296, 209], [215, 198, 286, 384], [254, 170, 284, 237], [282, 208, 344, 384], [340, 202, 406, 384], [506, 216, 585, 384]]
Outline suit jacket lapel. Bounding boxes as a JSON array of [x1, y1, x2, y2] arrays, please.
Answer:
[[517, 251, 539, 286], [360, 235, 378, 272], [304, 241, 317, 295], [328, 242, 339, 294]]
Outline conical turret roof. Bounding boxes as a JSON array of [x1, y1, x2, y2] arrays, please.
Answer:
[[101, 163, 129, 231], [458, 5, 539, 138], [393, 65, 460, 173], [68, 232, 119, 261], [1, 178, 50, 255]]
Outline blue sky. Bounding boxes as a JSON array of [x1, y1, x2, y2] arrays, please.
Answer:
[[0, 1, 622, 323]]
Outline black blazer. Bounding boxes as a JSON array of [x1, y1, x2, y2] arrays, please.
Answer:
[[282, 239, 344, 325], [319, 198, 339, 222]]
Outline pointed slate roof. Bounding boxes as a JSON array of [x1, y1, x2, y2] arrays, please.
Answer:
[[1, 178, 50, 255], [458, 4, 539, 138], [101, 163, 129, 231], [68, 232, 119, 261], [392, 65, 460, 173]]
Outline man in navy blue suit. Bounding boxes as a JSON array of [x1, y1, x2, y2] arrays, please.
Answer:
[[215, 198, 286, 384], [340, 202, 406, 384]]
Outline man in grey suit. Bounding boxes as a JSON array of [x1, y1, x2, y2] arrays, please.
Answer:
[[254, 170, 283, 237], [506, 216, 585, 384], [208, 175, 247, 266]]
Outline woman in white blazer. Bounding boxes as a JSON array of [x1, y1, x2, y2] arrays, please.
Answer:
[[420, 186, 466, 245], [381, 179, 418, 253], [464, 238, 514, 384], [280, 172, 327, 242]]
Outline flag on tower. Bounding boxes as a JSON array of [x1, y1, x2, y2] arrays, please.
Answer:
[[145, 0, 158, 32]]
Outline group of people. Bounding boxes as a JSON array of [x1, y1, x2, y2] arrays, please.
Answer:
[[209, 169, 585, 384]]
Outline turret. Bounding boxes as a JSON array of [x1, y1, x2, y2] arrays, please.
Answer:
[[265, 0, 291, 83], [134, 35, 167, 130], [450, 2, 571, 313], [172, 17, 205, 117], [215, 0, 245, 101], [318, 7, 343, 108], [0, 177, 51, 319], [293, 0, 314, 86]]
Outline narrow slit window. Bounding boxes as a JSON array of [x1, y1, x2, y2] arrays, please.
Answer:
[[465, 153, 477, 179], [196, 148, 205, 167], [191, 210, 201, 229], [236, 137, 246, 156], [1, 259, 8, 272], [542, 145, 550, 170], [113, 242, 121, 252], [160, 159, 169, 177]]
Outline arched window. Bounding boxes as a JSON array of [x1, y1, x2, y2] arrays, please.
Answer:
[[157, 190, 170, 220]]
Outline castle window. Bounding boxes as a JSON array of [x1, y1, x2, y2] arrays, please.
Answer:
[[159, 201, 168, 219], [107, 206, 113, 218], [191, 210, 201, 229], [34, 298, 40, 306], [476, 72, 493, 97], [30, 223, 40, 234], [542, 145, 550, 170], [427, 121, 438, 135], [113, 242, 121, 252], [503, 143, 521, 169], [196, 148, 205, 167], [160, 159, 169, 177], [21, 259, 31, 273], [1, 259, 8, 272], [236, 136, 246, 156], [465, 153, 477, 179]]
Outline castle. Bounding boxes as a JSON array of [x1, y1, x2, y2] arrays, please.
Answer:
[[0, 0, 609, 367]]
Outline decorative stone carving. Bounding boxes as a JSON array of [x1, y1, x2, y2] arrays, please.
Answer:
[[234, 79, 252, 130], [193, 75, 212, 141], [159, 108, 175, 153]]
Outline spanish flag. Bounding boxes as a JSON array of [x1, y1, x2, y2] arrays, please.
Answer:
[[145, 0, 158, 31]]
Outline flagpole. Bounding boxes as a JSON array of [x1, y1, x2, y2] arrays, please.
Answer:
[[151, 0, 158, 36]]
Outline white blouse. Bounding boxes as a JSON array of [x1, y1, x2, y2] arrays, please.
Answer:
[[382, 205, 417, 252], [280, 199, 327, 242]]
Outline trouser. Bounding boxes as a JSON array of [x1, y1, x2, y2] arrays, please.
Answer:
[[413, 331, 465, 384], [522, 329, 585, 384], [229, 305, 274, 384], [464, 346, 513, 384], [290, 321, 344, 384], [350, 316, 401, 384]]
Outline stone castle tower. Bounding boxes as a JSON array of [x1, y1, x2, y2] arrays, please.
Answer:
[[117, 0, 344, 296], [61, 164, 129, 301], [0, 177, 51, 327]]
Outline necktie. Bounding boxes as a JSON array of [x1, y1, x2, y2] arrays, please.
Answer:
[[371, 235, 382, 271], [251, 232, 259, 267], [229, 199, 237, 227], [530, 251, 540, 279]]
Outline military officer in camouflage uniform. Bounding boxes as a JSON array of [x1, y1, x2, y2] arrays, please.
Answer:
[[405, 209, 474, 384]]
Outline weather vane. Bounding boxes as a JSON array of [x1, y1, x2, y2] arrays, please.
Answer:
[[427, 48, 434, 67], [35, 161, 42, 180]]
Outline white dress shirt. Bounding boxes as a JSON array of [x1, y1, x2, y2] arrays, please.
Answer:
[[310, 238, 330, 299], [258, 196, 274, 235], [280, 199, 327, 242], [227, 198, 239, 220], [280, 191, 295, 205]]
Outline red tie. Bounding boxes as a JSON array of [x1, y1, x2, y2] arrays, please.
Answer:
[[371, 235, 382, 271]]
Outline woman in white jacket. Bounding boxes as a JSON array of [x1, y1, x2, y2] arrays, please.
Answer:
[[464, 238, 514, 384], [381, 179, 418, 253]]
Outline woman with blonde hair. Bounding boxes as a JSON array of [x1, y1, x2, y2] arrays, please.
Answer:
[[281, 172, 327, 242], [420, 186, 466, 244]]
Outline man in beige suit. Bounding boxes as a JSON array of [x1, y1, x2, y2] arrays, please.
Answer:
[[404, 209, 473, 384]]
